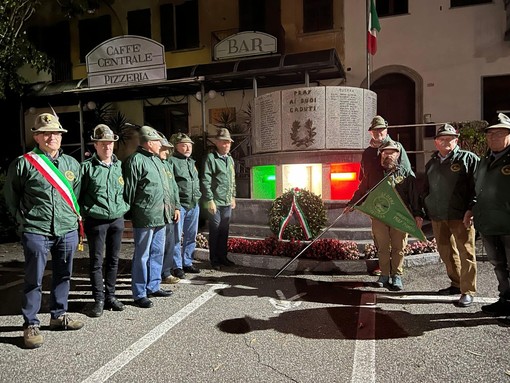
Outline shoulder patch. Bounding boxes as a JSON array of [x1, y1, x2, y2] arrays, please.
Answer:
[[65, 171, 75, 181]]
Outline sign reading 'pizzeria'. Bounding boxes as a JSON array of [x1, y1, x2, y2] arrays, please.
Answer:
[[86, 35, 166, 88]]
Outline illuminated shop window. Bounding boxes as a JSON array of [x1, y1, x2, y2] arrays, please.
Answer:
[[330, 163, 360, 200], [282, 164, 322, 196], [252, 165, 276, 200]]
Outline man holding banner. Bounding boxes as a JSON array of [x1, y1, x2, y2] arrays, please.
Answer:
[[345, 115, 413, 276], [5, 112, 84, 349], [354, 139, 425, 290]]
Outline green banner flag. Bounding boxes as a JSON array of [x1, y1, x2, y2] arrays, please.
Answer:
[[354, 178, 426, 242]]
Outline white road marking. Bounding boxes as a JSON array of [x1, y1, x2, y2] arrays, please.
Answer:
[[269, 290, 307, 311], [379, 294, 498, 304], [351, 292, 377, 383], [81, 283, 227, 383]]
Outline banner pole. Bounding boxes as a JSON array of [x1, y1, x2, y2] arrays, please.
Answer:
[[273, 170, 396, 278]]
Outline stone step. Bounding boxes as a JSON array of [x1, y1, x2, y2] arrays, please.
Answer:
[[227, 223, 374, 241]]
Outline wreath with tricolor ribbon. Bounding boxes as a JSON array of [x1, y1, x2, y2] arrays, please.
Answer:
[[269, 188, 327, 240]]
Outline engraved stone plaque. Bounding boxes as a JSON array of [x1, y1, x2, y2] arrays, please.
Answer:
[[253, 92, 282, 153], [325, 87, 377, 149], [252, 86, 377, 154], [281, 87, 326, 151]]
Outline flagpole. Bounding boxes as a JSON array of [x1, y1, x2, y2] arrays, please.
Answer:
[[273, 170, 396, 278], [366, 0, 371, 89]]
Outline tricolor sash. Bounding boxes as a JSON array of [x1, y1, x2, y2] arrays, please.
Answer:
[[24, 147, 84, 250]]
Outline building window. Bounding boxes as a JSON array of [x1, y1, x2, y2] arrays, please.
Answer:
[[451, 0, 492, 7], [160, 0, 199, 51], [78, 15, 111, 63], [303, 0, 333, 33], [128, 8, 151, 38], [376, 0, 409, 17], [28, 21, 72, 81], [239, 0, 267, 32]]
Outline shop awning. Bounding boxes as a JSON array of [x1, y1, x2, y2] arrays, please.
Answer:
[[23, 48, 345, 106]]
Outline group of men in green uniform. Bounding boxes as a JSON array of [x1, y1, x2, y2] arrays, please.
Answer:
[[5, 112, 236, 349], [5, 110, 510, 350], [347, 113, 510, 314]]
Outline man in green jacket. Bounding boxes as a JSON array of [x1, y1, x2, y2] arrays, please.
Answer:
[[80, 124, 130, 317], [201, 128, 236, 270], [5, 112, 84, 349], [367, 139, 423, 291], [156, 132, 181, 285], [123, 126, 178, 308], [168, 133, 202, 278], [473, 113, 510, 317], [345, 115, 414, 276], [422, 124, 479, 307]]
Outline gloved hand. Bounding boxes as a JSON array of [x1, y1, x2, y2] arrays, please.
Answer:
[[208, 200, 217, 215]]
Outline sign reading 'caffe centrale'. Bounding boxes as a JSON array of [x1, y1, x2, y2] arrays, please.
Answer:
[[86, 35, 166, 88]]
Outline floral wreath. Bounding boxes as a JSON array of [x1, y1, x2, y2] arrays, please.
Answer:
[[290, 119, 316, 148], [269, 188, 327, 240]]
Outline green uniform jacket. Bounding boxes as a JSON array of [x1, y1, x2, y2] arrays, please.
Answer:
[[161, 159, 182, 209], [201, 152, 236, 206], [80, 153, 130, 220], [5, 148, 81, 236], [122, 147, 175, 228], [473, 146, 510, 235], [423, 146, 479, 221], [168, 152, 201, 209]]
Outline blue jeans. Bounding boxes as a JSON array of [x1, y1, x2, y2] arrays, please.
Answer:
[[483, 234, 510, 300], [84, 217, 124, 302], [173, 205, 200, 269], [21, 230, 79, 326], [162, 223, 178, 279], [208, 205, 232, 266], [132, 227, 165, 300]]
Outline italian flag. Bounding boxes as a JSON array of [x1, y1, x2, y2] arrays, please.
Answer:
[[367, 0, 381, 55]]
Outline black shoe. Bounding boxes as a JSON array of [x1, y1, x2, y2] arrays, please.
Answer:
[[458, 294, 474, 307], [211, 264, 221, 271], [437, 286, 461, 295], [481, 299, 510, 315], [105, 298, 125, 311], [183, 265, 201, 274], [148, 289, 173, 298], [88, 301, 104, 317], [173, 268, 186, 279], [220, 258, 235, 266], [134, 297, 153, 308]]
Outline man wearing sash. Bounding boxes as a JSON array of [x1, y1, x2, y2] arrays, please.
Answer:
[[5, 113, 84, 349], [123, 126, 176, 308]]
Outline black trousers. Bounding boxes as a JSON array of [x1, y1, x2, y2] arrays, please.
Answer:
[[208, 205, 232, 266], [84, 217, 125, 302]]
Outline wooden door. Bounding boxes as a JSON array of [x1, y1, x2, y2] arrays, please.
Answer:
[[371, 73, 416, 170]]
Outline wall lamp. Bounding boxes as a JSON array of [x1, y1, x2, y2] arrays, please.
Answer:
[[195, 89, 217, 101], [82, 101, 97, 111]]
